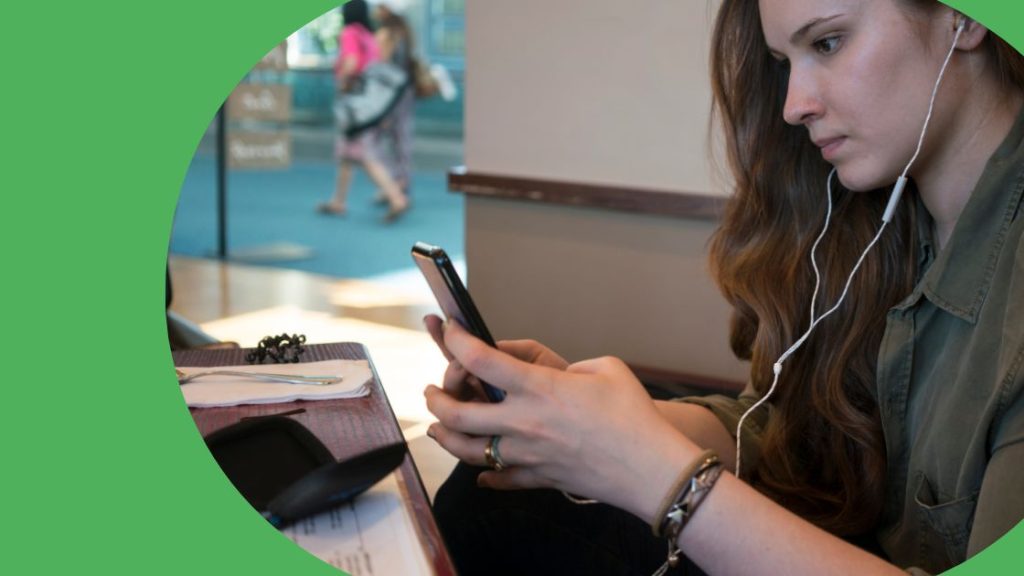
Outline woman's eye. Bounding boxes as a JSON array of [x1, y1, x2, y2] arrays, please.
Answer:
[[813, 36, 842, 55]]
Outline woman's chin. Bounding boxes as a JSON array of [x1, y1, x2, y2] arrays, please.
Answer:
[[834, 167, 896, 194]]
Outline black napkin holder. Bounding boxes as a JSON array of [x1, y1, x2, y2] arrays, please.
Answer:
[[204, 415, 406, 528]]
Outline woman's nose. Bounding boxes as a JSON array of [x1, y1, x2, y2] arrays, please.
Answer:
[[783, 70, 824, 126]]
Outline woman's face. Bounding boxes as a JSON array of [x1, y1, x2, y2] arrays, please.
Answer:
[[759, 0, 958, 191]]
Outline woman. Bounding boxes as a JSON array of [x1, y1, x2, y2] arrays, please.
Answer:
[[374, 3, 417, 197], [317, 0, 408, 222], [423, 1, 1024, 574]]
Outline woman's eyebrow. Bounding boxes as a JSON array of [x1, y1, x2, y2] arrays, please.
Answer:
[[790, 13, 844, 45]]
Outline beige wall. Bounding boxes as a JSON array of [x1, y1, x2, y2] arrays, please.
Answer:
[[466, 0, 726, 194], [463, 0, 748, 384]]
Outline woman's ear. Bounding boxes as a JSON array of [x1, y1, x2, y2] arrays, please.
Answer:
[[953, 12, 988, 51]]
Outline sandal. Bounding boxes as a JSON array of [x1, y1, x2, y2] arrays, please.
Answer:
[[316, 202, 347, 216], [382, 203, 409, 223]]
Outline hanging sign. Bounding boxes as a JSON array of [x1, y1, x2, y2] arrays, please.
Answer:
[[227, 84, 292, 122], [227, 131, 291, 169]]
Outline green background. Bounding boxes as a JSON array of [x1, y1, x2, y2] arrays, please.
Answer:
[[2, 0, 1018, 573]]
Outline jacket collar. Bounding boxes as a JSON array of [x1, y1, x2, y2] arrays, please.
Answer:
[[912, 106, 1024, 323]]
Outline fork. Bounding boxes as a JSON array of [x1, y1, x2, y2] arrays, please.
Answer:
[[175, 368, 342, 386]]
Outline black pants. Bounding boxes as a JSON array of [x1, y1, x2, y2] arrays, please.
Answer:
[[433, 462, 708, 576]]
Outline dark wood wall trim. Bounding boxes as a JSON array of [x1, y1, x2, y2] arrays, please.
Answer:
[[448, 167, 727, 220], [629, 363, 745, 397]]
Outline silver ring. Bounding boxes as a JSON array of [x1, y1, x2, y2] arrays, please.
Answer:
[[484, 435, 506, 471]]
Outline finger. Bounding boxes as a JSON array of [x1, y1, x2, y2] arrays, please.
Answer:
[[424, 314, 453, 361], [443, 320, 550, 395], [498, 340, 569, 369], [424, 384, 507, 436], [427, 423, 490, 467], [442, 359, 468, 392], [442, 360, 484, 401], [464, 374, 488, 402], [497, 339, 546, 361], [566, 355, 627, 375]]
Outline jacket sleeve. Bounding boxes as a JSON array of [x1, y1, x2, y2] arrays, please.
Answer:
[[672, 381, 772, 472]]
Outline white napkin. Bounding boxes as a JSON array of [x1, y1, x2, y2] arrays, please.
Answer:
[[178, 360, 372, 408]]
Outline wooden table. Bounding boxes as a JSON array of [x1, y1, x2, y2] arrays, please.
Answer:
[[173, 342, 456, 575]]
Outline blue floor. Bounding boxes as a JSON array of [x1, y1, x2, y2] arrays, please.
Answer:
[[170, 152, 464, 279]]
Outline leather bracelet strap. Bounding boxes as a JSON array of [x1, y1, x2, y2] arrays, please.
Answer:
[[653, 459, 724, 575], [650, 448, 716, 537], [662, 459, 723, 538]]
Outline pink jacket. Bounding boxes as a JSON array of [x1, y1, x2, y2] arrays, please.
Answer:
[[336, 23, 379, 78]]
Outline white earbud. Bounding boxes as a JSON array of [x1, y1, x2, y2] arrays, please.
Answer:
[[734, 20, 967, 478], [955, 13, 970, 32]]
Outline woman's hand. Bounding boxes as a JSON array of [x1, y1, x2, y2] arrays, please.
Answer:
[[424, 319, 699, 523], [424, 314, 569, 402]]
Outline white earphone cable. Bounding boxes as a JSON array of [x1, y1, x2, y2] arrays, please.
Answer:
[[807, 169, 836, 324], [902, 22, 964, 183]]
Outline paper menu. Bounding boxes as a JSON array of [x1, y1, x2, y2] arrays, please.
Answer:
[[282, 473, 433, 575]]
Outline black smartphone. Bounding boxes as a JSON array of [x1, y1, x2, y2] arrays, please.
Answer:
[[411, 242, 506, 402]]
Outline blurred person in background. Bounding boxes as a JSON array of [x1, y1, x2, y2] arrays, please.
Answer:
[[318, 0, 409, 223], [373, 1, 418, 199]]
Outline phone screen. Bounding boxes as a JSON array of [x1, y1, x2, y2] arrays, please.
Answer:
[[412, 242, 506, 402]]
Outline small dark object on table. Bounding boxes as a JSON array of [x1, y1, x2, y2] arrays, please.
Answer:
[[246, 333, 307, 364]]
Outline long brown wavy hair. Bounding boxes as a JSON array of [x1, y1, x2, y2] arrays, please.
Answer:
[[707, 0, 1024, 536]]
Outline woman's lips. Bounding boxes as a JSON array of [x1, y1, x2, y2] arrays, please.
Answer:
[[815, 136, 846, 161]]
